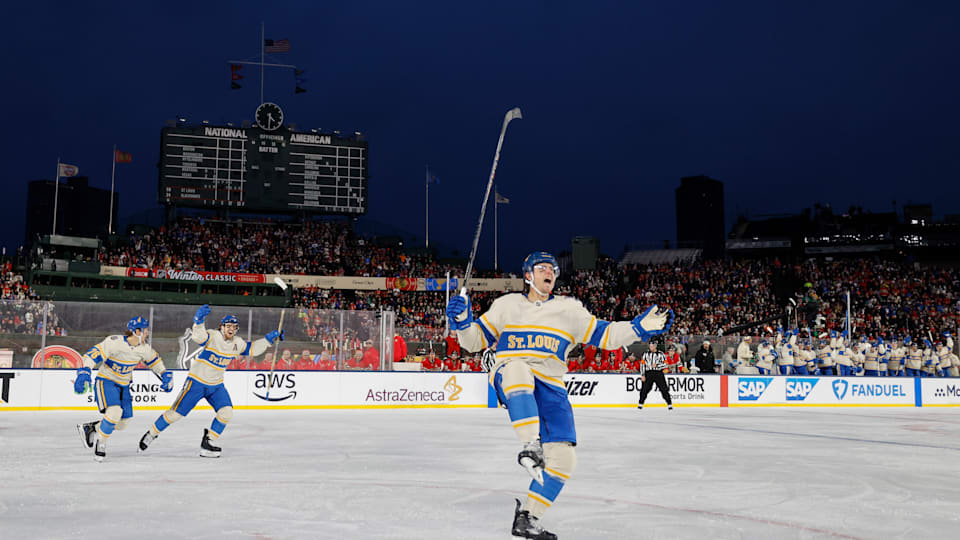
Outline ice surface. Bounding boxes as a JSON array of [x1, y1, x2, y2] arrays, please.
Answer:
[[2, 407, 959, 539]]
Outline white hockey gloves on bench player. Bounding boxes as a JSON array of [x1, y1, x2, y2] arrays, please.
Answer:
[[631, 304, 675, 341]]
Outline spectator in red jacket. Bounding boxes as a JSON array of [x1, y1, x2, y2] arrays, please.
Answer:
[[616, 353, 635, 373], [294, 349, 317, 370], [421, 350, 441, 371], [361, 342, 380, 370], [445, 329, 461, 358], [394, 333, 408, 363], [584, 345, 597, 366], [601, 347, 623, 366], [465, 355, 482, 372], [345, 349, 365, 369], [664, 344, 682, 373], [444, 350, 462, 372], [567, 353, 583, 373], [316, 350, 336, 370], [598, 357, 614, 372], [228, 356, 250, 370]]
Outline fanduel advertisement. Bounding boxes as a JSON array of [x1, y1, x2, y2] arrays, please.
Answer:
[[730, 376, 916, 406], [565, 374, 721, 407]]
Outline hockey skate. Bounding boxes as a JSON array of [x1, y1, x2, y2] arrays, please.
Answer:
[[199, 428, 221, 458], [77, 421, 99, 449], [138, 430, 156, 453], [511, 499, 557, 540], [93, 433, 106, 462], [518, 440, 545, 484]]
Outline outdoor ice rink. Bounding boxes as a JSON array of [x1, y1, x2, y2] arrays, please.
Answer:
[[2, 407, 958, 539]]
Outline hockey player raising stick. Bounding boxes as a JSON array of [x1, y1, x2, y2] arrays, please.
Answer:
[[446, 252, 673, 539], [138, 305, 283, 457], [75, 317, 172, 462]]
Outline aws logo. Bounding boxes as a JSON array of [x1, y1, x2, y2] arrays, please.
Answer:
[[254, 373, 297, 402], [832, 379, 849, 400], [786, 378, 819, 401], [738, 377, 773, 401], [444, 376, 462, 401]]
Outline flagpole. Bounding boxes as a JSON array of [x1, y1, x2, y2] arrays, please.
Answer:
[[109, 145, 117, 234], [52, 158, 60, 235], [425, 165, 430, 248], [260, 22, 265, 105]]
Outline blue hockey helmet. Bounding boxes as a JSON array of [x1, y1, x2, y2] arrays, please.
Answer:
[[220, 315, 240, 327], [127, 316, 149, 332], [522, 251, 559, 278]]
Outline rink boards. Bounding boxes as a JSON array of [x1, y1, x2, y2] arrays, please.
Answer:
[[1, 370, 960, 410]]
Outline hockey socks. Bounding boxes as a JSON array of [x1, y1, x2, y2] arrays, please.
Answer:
[[524, 443, 576, 520]]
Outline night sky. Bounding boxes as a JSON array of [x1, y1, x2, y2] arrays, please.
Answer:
[[5, 1, 959, 271]]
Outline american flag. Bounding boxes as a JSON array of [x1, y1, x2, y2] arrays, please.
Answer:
[[264, 39, 291, 53]]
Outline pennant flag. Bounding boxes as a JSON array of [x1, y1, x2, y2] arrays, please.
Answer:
[[427, 174, 440, 185], [232, 72, 244, 81], [495, 192, 510, 204], [295, 86, 307, 94], [114, 150, 132, 163], [232, 81, 242, 90], [230, 64, 243, 72], [58, 163, 79, 177], [265, 38, 291, 53], [294, 69, 304, 76]]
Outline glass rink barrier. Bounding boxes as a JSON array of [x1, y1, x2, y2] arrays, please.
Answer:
[[0, 299, 395, 371]]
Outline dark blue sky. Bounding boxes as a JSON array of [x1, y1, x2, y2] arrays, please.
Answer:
[[6, 1, 959, 271]]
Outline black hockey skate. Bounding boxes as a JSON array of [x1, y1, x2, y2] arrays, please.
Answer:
[[93, 434, 106, 462], [199, 428, 221, 458], [138, 430, 157, 453], [77, 421, 99, 449], [511, 499, 557, 540]]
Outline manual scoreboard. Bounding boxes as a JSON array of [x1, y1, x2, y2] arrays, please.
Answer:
[[159, 123, 368, 214]]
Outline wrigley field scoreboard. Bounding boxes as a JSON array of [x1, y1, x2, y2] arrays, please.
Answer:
[[158, 124, 368, 214]]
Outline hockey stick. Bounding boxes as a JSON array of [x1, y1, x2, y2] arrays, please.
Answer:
[[264, 277, 288, 400], [457, 107, 522, 316]]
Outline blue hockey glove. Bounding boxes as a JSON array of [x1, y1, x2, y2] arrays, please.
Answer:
[[74, 367, 91, 394], [265, 329, 285, 345], [446, 295, 473, 331], [631, 304, 674, 341], [194, 304, 212, 324], [160, 370, 174, 392], [841, 330, 849, 338]]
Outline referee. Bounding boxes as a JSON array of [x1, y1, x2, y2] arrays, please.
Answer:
[[638, 339, 673, 410]]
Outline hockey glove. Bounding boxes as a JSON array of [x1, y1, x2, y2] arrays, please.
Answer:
[[194, 304, 212, 325], [74, 367, 91, 394], [265, 329, 285, 345], [446, 295, 473, 331], [631, 305, 674, 341], [160, 370, 174, 392]]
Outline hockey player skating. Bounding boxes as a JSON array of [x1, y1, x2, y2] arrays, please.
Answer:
[[446, 252, 673, 539], [74, 317, 172, 462], [138, 305, 283, 457]]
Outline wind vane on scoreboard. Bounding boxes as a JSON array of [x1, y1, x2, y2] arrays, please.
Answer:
[[227, 22, 306, 106]]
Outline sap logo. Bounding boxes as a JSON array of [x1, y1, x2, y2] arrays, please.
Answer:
[[832, 379, 849, 400], [0, 372, 14, 403], [253, 373, 297, 402], [566, 377, 599, 396], [786, 378, 819, 401], [738, 377, 773, 401]]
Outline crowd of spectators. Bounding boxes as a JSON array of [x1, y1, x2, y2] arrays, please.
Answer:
[[100, 217, 499, 279], [34, 218, 960, 369]]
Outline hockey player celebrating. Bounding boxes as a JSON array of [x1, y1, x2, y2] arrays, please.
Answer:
[[446, 252, 672, 540], [74, 316, 172, 462], [138, 305, 283, 457]]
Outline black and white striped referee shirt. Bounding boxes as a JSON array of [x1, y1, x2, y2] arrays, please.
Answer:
[[641, 351, 667, 375]]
